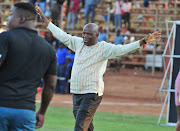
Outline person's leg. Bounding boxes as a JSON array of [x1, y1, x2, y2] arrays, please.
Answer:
[[66, 12, 71, 30], [11, 109, 36, 131], [0, 107, 36, 131], [127, 12, 130, 30], [55, 65, 61, 93], [117, 57, 121, 72], [72, 13, 76, 30], [114, 14, 118, 29], [0, 107, 10, 130], [85, 5, 90, 24], [124, 12, 128, 28], [114, 59, 118, 72], [73, 94, 83, 121], [90, 5, 95, 23], [74, 93, 102, 131], [118, 14, 122, 30]]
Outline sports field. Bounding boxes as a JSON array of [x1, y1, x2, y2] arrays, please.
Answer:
[[36, 105, 174, 131], [36, 68, 175, 130]]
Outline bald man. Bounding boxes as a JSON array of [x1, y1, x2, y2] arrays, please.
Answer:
[[36, 5, 161, 131]]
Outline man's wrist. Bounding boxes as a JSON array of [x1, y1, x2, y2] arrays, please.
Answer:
[[142, 38, 147, 44]]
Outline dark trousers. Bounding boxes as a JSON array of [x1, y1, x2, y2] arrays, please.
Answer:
[[73, 93, 102, 131], [124, 12, 130, 30]]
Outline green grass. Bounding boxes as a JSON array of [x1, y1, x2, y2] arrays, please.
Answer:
[[36, 105, 175, 131]]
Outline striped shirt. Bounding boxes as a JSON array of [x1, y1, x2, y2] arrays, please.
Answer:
[[47, 22, 140, 96]]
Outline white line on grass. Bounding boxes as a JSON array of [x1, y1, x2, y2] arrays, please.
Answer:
[[36, 100, 161, 107]]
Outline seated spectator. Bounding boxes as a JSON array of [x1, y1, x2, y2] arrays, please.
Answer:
[[97, 26, 106, 42]]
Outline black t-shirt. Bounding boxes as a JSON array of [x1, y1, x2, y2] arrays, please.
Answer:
[[0, 27, 57, 111]]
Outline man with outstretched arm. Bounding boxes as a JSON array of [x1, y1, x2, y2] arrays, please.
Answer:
[[36, 5, 161, 131]]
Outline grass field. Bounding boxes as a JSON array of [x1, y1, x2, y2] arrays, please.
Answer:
[[36, 105, 175, 131]]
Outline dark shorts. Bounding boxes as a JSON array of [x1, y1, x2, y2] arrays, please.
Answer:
[[73, 93, 102, 131]]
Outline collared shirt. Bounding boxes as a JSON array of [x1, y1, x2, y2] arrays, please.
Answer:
[[47, 22, 140, 96]]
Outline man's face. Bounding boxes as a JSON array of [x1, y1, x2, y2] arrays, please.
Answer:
[[7, 7, 21, 30], [82, 25, 98, 46]]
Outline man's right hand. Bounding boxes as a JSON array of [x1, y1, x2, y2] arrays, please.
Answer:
[[35, 111, 45, 129], [35, 5, 50, 26]]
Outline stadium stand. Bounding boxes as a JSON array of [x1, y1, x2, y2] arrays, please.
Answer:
[[1, 0, 180, 70]]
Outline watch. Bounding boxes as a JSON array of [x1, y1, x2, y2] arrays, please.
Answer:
[[142, 38, 147, 44]]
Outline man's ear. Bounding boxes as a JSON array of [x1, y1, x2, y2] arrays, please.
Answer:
[[19, 16, 26, 24]]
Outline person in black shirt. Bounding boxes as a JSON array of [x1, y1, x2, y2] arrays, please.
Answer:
[[0, 2, 57, 130]]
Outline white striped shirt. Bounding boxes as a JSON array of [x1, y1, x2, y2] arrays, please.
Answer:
[[47, 22, 140, 96]]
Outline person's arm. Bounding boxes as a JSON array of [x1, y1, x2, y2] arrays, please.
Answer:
[[35, 74, 57, 129], [102, 31, 161, 59], [36, 48, 57, 129], [35, 5, 83, 52]]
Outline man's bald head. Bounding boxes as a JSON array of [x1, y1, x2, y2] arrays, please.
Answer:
[[82, 23, 99, 46], [83, 23, 99, 34]]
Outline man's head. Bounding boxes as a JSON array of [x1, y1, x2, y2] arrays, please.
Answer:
[[0, 10, 2, 28], [116, 29, 121, 36], [7, 2, 37, 30], [82, 23, 99, 46]]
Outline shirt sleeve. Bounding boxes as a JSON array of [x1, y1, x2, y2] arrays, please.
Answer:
[[0, 32, 9, 64], [47, 22, 83, 53], [45, 50, 57, 75], [102, 40, 141, 59]]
